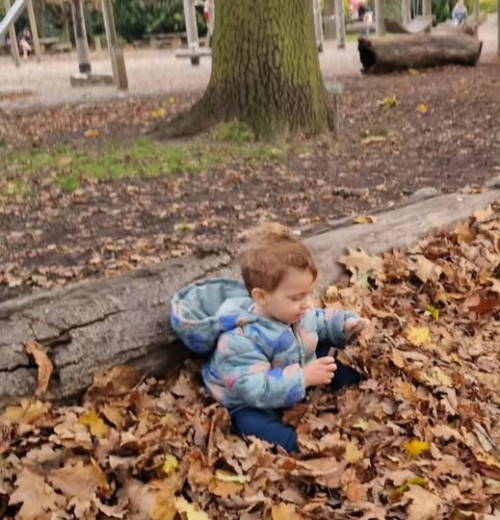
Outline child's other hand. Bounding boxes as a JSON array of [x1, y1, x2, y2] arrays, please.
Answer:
[[303, 357, 337, 387], [346, 317, 371, 342]]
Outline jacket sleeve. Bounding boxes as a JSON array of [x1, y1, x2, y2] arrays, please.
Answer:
[[314, 308, 360, 349], [216, 333, 306, 409]]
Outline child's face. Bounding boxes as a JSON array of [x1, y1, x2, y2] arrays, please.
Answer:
[[254, 267, 316, 324]]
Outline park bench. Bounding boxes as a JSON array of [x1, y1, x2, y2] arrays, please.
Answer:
[[143, 32, 187, 49], [51, 42, 72, 53]]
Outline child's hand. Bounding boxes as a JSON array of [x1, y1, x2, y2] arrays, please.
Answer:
[[346, 317, 371, 343], [304, 357, 337, 387]]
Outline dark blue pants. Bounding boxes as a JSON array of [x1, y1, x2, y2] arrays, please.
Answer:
[[230, 358, 361, 453]]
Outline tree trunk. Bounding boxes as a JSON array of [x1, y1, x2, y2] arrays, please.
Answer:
[[158, 0, 331, 141], [1, 189, 498, 407], [359, 33, 483, 74]]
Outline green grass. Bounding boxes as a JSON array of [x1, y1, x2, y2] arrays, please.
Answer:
[[480, 0, 497, 13], [0, 136, 286, 198]]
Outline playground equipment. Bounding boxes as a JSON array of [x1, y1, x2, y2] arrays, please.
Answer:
[[0, 0, 127, 89], [0, 0, 41, 66], [176, 0, 328, 66]]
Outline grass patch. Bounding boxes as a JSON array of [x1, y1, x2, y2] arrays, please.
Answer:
[[211, 121, 256, 144], [0, 136, 286, 198]]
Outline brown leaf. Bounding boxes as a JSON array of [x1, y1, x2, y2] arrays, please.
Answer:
[[405, 486, 441, 520], [85, 365, 142, 401], [48, 458, 110, 501], [272, 502, 302, 520], [25, 340, 53, 398], [9, 468, 66, 519]]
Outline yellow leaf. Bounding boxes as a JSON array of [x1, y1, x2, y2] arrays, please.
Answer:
[[403, 439, 429, 457], [378, 95, 398, 108], [151, 108, 167, 119], [425, 305, 439, 321], [175, 497, 210, 519], [214, 469, 249, 484], [78, 409, 109, 438], [405, 326, 431, 346], [396, 476, 428, 493], [408, 68, 418, 75], [344, 442, 364, 463], [151, 491, 176, 520], [162, 455, 179, 476], [353, 419, 370, 430], [418, 102, 428, 114], [353, 214, 377, 225], [169, 96, 176, 104], [423, 367, 453, 387], [84, 129, 100, 138]]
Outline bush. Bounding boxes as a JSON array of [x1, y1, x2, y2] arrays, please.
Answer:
[[113, 0, 208, 43]]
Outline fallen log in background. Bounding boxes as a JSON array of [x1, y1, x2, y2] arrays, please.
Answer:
[[359, 33, 483, 74], [0, 189, 498, 406]]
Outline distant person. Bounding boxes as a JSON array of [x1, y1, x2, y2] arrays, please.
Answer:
[[452, 0, 468, 25], [18, 28, 32, 59], [357, 0, 373, 37]]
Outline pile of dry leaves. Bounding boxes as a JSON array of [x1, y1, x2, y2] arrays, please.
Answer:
[[0, 203, 498, 519]]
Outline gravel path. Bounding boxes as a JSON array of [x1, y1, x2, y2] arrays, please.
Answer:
[[0, 14, 498, 112]]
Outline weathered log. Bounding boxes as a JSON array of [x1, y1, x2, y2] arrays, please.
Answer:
[[1, 189, 498, 406], [359, 33, 483, 74]]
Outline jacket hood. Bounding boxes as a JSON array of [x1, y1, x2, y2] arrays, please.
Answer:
[[170, 278, 258, 354]]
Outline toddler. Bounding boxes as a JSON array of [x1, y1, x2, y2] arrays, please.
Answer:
[[171, 224, 370, 452]]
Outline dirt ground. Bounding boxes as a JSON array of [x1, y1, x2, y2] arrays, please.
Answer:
[[1, 30, 500, 303]]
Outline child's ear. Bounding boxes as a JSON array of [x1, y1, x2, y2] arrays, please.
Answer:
[[251, 287, 268, 306]]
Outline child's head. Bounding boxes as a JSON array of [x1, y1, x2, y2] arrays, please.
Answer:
[[238, 223, 318, 324]]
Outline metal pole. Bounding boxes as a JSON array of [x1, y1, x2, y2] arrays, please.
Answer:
[[26, 0, 41, 62], [334, 0, 345, 49], [312, 0, 324, 51], [101, 0, 128, 89], [324, 0, 336, 39], [70, 0, 91, 73], [498, 0, 500, 55], [422, 0, 431, 17], [183, 0, 200, 65], [402, 0, 411, 24], [375, 0, 385, 36], [3, 0, 20, 66]]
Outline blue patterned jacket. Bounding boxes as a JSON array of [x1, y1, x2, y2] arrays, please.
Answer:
[[170, 278, 359, 412]]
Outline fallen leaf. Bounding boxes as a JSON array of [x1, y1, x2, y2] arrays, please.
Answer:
[[175, 497, 210, 519], [338, 248, 384, 281], [344, 442, 364, 463], [215, 469, 250, 483], [272, 502, 301, 519], [408, 255, 443, 283], [84, 129, 100, 138], [403, 439, 430, 457], [0, 400, 51, 425], [25, 340, 53, 398], [405, 326, 431, 346], [353, 214, 377, 224], [417, 102, 428, 114], [9, 468, 66, 519], [78, 409, 109, 437], [162, 455, 179, 476], [405, 486, 441, 520]]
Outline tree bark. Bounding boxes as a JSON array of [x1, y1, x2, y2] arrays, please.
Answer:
[[0, 189, 498, 407], [359, 33, 483, 74], [158, 0, 331, 141]]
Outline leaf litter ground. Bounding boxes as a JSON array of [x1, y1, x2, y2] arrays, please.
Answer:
[[1, 64, 500, 302], [0, 202, 498, 519]]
